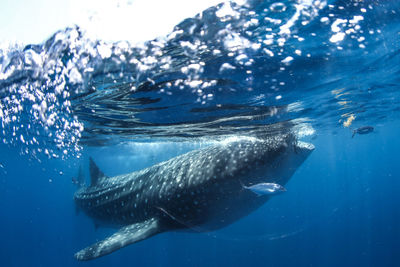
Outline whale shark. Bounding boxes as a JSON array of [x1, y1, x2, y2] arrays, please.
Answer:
[[74, 132, 314, 261]]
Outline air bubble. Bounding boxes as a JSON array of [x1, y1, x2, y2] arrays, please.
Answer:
[[270, 2, 287, 13]]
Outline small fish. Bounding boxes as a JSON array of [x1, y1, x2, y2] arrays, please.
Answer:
[[352, 126, 374, 138], [240, 181, 287, 196]]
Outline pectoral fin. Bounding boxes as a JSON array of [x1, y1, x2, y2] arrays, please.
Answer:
[[75, 218, 161, 261]]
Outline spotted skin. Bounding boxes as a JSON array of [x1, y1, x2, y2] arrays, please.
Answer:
[[75, 218, 159, 261], [74, 133, 314, 260]]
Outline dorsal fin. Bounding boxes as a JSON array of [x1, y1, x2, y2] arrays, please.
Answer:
[[89, 157, 107, 187]]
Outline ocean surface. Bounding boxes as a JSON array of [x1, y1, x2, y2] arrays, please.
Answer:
[[0, 0, 399, 266]]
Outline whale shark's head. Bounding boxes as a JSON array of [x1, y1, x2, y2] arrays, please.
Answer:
[[257, 135, 314, 186], [220, 132, 314, 186], [190, 132, 314, 230]]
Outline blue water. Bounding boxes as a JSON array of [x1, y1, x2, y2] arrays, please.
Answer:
[[1, 0, 399, 266]]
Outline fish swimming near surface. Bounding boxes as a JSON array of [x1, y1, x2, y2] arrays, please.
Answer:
[[73, 132, 314, 261], [352, 126, 374, 138]]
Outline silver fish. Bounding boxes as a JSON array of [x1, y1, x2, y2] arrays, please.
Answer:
[[241, 182, 287, 196]]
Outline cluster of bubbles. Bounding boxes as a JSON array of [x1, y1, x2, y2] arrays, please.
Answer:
[[0, 29, 89, 159], [147, 0, 329, 96]]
